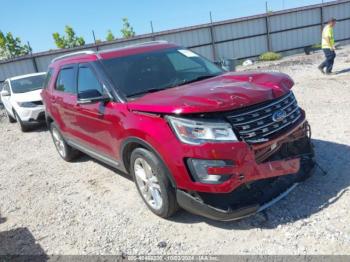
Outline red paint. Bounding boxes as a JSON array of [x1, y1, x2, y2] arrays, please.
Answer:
[[42, 42, 307, 194], [127, 71, 294, 114]]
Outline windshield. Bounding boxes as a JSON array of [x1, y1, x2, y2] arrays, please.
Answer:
[[11, 74, 46, 94], [101, 48, 223, 98]]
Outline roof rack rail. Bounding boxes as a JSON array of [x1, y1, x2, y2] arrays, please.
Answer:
[[98, 40, 170, 55], [132, 40, 169, 46], [51, 50, 96, 63]]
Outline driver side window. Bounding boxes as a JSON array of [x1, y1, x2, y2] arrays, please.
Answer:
[[78, 65, 103, 99]]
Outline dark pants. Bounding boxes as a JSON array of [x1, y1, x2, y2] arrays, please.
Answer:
[[319, 48, 336, 73]]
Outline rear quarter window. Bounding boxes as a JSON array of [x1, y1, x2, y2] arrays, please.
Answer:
[[43, 68, 54, 89], [55, 67, 76, 93]]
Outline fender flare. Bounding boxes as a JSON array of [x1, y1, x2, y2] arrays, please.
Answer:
[[120, 137, 176, 188]]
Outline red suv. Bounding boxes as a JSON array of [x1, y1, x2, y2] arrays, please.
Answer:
[[42, 41, 315, 221]]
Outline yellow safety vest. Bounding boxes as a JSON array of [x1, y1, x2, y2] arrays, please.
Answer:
[[322, 25, 335, 49]]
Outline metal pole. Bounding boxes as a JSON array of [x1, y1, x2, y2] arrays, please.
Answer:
[[92, 30, 99, 51], [28, 41, 38, 72], [150, 21, 156, 40], [209, 11, 217, 61], [320, 6, 324, 33], [265, 2, 272, 51]]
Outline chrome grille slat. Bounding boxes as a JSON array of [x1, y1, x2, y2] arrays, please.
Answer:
[[239, 106, 300, 134], [226, 92, 293, 118], [225, 92, 302, 143], [261, 112, 302, 137], [233, 97, 297, 126]]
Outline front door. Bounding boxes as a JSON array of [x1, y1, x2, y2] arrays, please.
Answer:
[[73, 63, 116, 158]]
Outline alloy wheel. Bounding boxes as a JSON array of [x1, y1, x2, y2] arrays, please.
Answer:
[[52, 128, 66, 158], [134, 158, 163, 210]]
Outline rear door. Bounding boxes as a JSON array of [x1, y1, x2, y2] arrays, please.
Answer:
[[50, 65, 78, 136]]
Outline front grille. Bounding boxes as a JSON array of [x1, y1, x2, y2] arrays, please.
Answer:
[[226, 92, 302, 143]]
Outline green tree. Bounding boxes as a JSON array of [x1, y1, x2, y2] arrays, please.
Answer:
[[52, 25, 85, 49], [106, 30, 115, 41], [120, 18, 135, 38], [0, 31, 31, 59]]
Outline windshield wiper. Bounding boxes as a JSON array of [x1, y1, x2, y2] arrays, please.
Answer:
[[171, 74, 219, 88], [127, 74, 220, 98], [127, 88, 165, 98]]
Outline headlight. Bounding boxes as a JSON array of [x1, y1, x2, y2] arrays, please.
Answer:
[[167, 116, 237, 145], [17, 102, 38, 108]]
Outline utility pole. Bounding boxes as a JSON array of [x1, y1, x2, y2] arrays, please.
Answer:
[[28, 41, 38, 72], [265, 1, 272, 51], [150, 21, 156, 40], [92, 30, 99, 51], [92, 30, 97, 44], [209, 11, 217, 61], [27, 41, 33, 56]]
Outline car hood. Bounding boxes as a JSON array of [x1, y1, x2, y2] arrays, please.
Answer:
[[12, 89, 43, 103], [127, 72, 294, 114]]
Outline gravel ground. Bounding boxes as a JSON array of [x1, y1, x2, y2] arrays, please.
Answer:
[[0, 46, 349, 256]]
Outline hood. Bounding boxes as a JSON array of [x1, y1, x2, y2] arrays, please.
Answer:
[[12, 89, 43, 103], [127, 72, 294, 114]]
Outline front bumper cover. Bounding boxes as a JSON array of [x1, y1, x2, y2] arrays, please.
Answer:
[[16, 105, 45, 123], [177, 164, 316, 221], [177, 183, 301, 222], [177, 130, 316, 221]]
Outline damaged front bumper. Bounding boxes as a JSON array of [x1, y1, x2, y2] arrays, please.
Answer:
[[177, 123, 316, 221], [177, 181, 304, 222]]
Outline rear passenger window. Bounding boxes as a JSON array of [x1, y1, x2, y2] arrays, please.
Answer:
[[55, 67, 76, 93], [78, 66, 103, 99]]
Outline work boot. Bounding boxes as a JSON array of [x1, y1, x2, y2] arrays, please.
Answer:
[[318, 66, 325, 74]]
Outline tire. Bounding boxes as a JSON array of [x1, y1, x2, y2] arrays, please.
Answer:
[[49, 122, 80, 162], [6, 109, 16, 123], [130, 148, 178, 218], [14, 111, 30, 132]]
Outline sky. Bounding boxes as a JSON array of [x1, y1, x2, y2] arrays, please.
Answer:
[[0, 0, 332, 52]]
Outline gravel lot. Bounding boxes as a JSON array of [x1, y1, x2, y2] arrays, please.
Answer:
[[0, 46, 349, 256]]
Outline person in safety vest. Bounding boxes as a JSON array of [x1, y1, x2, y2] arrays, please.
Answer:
[[318, 18, 337, 75]]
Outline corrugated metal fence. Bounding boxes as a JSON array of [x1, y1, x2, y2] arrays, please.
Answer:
[[1, 0, 350, 82]]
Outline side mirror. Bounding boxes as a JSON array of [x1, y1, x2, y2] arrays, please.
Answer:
[[215, 59, 236, 72], [77, 85, 113, 105], [1, 90, 10, 97], [77, 94, 111, 105]]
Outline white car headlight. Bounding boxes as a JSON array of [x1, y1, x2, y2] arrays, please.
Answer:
[[167, 116, 238, 145]]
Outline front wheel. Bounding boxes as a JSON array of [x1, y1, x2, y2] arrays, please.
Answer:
[[130, 148, 178, 218], [14, 111, 29, 132], [50, 122, 80, 162], [6, 110, 16, 123]]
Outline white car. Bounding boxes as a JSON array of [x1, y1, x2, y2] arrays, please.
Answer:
[[1, 72, 47, 131]]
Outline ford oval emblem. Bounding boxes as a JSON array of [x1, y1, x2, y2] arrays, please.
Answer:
[[272, 110, 287, 122]]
